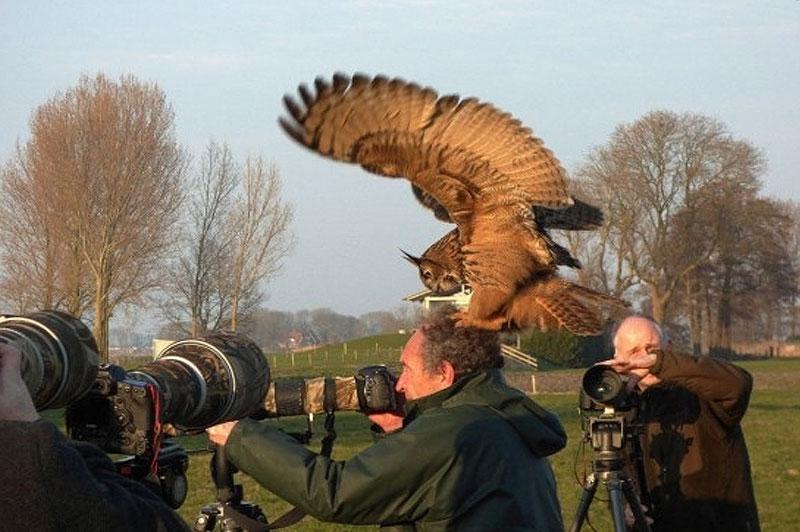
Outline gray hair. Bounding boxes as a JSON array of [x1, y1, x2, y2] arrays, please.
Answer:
[[416, 306, 504, 376]]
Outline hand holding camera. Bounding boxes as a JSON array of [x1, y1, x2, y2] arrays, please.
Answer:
[[0, 342, 39, 422]]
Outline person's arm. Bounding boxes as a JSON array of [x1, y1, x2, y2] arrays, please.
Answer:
[[224, 417, 443, 525], [1, 419, 190, 531], [650, 350, 753, 427]]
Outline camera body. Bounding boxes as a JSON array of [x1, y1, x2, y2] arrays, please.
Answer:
[[67, 364, 157, 456], [355, 365, 399, 414], [63, 364, 192, 509]]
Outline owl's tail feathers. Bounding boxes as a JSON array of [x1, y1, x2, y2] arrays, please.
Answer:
[[506, 276, 630, 336], [533, 197, 604, 230]]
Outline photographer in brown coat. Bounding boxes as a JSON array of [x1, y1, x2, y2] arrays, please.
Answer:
[[604, 315, 760, 532]]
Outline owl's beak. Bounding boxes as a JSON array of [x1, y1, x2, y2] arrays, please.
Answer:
[[400, 249, 421, 266]]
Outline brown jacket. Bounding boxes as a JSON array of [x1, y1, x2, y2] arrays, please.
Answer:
[[0, 420, 189, 531], [636, 351, 759, 532]]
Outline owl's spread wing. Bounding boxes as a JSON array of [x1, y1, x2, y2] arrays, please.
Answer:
[[279, 73, 574, 227], [507, 275, 631, 335]]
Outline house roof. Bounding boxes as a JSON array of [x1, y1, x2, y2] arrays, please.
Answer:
[[403, 288, 433, 302]]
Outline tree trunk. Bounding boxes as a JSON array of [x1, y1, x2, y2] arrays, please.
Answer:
[[230, 290, 239, 332], [93, 272, 110, 362], [715, 262, 733, 352], [702, 284, 713, 355], [686, 278, 702, 356], [649, 285, 667, 325]]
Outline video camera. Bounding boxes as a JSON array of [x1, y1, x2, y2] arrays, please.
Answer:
[[578, 364, 641, 469], [569, 364, 650, 532]]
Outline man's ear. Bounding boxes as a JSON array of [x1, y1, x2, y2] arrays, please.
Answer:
[[439, 360, 456, 386]]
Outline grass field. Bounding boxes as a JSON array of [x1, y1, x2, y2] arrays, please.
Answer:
[[152, 358, 799, 531]]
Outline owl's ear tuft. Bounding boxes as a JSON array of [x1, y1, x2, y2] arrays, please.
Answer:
[[400, 249, 422, 266]]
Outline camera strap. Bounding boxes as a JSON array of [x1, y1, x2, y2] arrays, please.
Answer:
[[320, 411, 337, 457], [145, 383, 163, 477], [321, 378, 338, 457]]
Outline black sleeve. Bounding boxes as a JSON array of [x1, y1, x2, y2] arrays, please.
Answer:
[[651, 350, 753, 427], [0, 419, 189, 531]]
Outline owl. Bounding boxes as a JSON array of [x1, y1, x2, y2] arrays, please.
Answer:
[[401, 229, 463, 295], [279, 73, 628, 335], [402, 197, 604, 293]]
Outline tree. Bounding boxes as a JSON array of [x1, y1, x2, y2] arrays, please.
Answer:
[[0, 152, 92, 315], [162, 148, 294, 336], [226, 157, 294, 331], [359, 311, 403, 335], [162, 141, 237, 336], [2, 73, 187, 360], [576, 111, 765, 323], [685, 194, 798, 351]]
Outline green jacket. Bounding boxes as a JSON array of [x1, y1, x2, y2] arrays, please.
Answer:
[[226, 369, 567, 531]]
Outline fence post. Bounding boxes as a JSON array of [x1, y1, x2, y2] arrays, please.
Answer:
[[530, 374, 537, 394], [291, 352, 295, 368]]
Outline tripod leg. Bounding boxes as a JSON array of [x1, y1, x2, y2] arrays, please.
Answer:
[[568, 474, 598, 532], [621, 479, 651, 532], [605, 477, 628, 532]]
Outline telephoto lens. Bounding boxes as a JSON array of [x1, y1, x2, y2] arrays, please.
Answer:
[[127, 332, 270, 430], [261, 365, 399, 417], [0, 311, 99, 410]]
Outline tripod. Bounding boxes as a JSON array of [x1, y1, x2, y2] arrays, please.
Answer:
[[194, 445, 269, 532], [569, 414, 651, 532]]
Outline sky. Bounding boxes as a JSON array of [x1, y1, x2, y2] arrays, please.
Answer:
[[1, 1, 798, 320]]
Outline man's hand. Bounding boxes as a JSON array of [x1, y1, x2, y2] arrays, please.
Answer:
[[206, 420, 239, 446], [602, 347, 663, 390], [368, 411, 404, 433], [603, 351, 658, 376], [0, 343, 40, 422]]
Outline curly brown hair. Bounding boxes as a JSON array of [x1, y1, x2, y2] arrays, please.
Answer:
[[417, 305, 504, 376]]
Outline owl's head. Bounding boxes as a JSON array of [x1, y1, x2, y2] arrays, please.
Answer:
[[401, 250, 462, 295]]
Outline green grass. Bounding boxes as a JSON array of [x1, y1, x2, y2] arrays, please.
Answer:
[[263, 333, 409, 377]]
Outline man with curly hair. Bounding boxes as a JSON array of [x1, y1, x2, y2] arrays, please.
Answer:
[[208, 307, 567, 530]]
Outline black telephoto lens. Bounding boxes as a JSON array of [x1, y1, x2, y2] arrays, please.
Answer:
[[127, 332, 270, 430], [0, 311, 99, 410]]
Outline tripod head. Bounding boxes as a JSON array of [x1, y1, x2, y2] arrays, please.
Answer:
[[194, 445, 269, 532]]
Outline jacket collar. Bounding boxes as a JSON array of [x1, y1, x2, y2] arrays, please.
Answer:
[[402, 369, 498, 425]]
